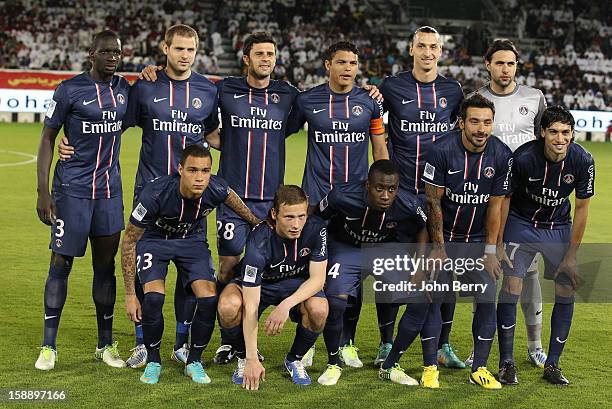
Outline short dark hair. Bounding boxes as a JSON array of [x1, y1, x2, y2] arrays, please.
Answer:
[[368, 160, 399, 181], [484, 39, 519, 62], [91, 30, 120, 51], [273, 185, 308, 213], [540, 106, 575, 131], [165, 24, 199, 49], [411, 26, 439, 43], [459, 94, 495, 120], [243, 32, 277, 57], [324, 41, 359, 62], [179, 144, 212, 165]]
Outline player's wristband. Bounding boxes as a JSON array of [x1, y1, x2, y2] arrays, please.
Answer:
[[484, 244, 496, 255]]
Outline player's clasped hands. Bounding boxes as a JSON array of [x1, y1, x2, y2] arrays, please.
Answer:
[[264, 303, 290, 336], [243, 358, 266, 390]]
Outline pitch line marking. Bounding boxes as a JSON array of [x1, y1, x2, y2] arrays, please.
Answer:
[[0, 150, 37, 167]]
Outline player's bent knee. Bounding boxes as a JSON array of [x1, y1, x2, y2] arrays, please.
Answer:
[[143, 280, 165, 294], [502, 276, 523, 295], [219, 256, 241, 283], [554, 282, 575, 299], [92, 272, 117, 306], [302, 298, 329, 331], [191, 279, 216, 298], [218, 289, 243, 326], [51, 252, 73, 271]]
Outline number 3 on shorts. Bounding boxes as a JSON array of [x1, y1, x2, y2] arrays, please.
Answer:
[[216, 221, 235, 240], [54, 219, 65, 237]]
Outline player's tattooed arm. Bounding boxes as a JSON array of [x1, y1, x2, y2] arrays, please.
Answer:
[[36, 125, 61, 225], [121, 223, 145, 321], [225, 189, 261, 226], [425, 183, 445, 249]]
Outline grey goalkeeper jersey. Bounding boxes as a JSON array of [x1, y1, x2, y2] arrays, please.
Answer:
[[473, 84, 546, 152]]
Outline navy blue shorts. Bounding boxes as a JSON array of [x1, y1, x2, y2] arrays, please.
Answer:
[[441, 242, 497, 303], [324, 240, 363, 298], [216, 199, 272, 256], [50, 192, 124, 257], [136, 236, 216, 292], [503, 215, 570, 283]]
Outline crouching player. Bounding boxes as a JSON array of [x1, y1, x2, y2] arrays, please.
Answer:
[[496, 106, 595, 385], [121, 145, 260, 384], [217, 185, 328, 389]]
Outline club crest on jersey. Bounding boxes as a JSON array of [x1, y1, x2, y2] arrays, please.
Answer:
[[563, 174, 575, 184], [484, 166, 495, 178], [352, 105, 363, 117], [518, 105, 528, 115], [192, 98, 202, 109], [55, 239, 62, 248], [201, 208, 212, 217], [270, 93, 280, 104], [439, 97, 447, 108], [299, 247, 311, 257], [385, 222, 397, 229], [116, 93, 125, 104]]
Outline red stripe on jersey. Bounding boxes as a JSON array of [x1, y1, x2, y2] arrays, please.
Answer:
[[557, 160, 565, 186], [283, 243, 288, 258], [169, 81, 174, 107], [543, 162, 549, 185], [245, 130, 253, 198], [345, 96, 349, 118], [265, 90, 269, 105], [548, 205, 557, 230], [95, 83, 103, 109], [195, 196, 202, 218], [464, 152, 469, 179], [532, 205, 542, 228], [378, 212, 386, 230], [109, 86, 117, 108], [260, 131, 268, 200], [185, 81, 190, 109], [362, 207, 370, 227], [92, 136, 103, 199], [476, 154, 483, 180], [329, 94, 333, 119], [249, 89, 253, 105], [449, 206, 462, 241], [167, 135, 172, 175], [432, 134, 436, 142], [416, 83, 422, 108], [179, 199, 185, 222], [329, 145, 334, 188], [465, 207, 476, 242], [344, 145, 349, 182], [105, 135, 116, 199], [432, 83, 437, 109], [294, 240, 298, 262], [415, 135, 421, 194], [181, 135, 186, 150]]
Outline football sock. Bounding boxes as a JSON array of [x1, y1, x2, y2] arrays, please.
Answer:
[[381, 301, 428, 370], [341, 296, 361, 346], [497, 290, 520, 365], [286, 323, 320, 362], [92, 265, 116, 348], [43, 258, 72, 349], [174, 278, 196, 350], [376, 303, 399, 344], [186, 295, 218, 364], [221, 324, 245, 359], [421, 303, 442, 366], [438, 299, 456, 348], [142, 292, 165, 364], [472, 302, 496, 372], [323, 295, 348, 365], [546, 295, 574, 367]]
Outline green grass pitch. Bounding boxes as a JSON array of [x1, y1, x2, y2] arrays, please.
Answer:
[[0, 123, 611, 408]]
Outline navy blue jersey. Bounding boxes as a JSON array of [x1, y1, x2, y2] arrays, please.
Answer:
[[125, 70, 219, 190], [509, 140, 595, 229], [289, 84, 386, 204], [130, 174, 230, 240], [379, 71, 463, 195], [45, 72, 129, 199], [421, 130, 512, 242], [240, 216, 328, 287], [217, 77, 299, 200], [316, 181, 427, 246]]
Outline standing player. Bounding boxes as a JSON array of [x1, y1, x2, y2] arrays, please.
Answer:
[[377, 25, 465, 367], [422, 94, 512, 389], [121, 145, 261, 384], [217, 186, 328, 388], [496, 106, 594, 385], [35, 30, 129, 370], [59, 25, 221, 369], [312, 160, 429, 386], [466, 39, 548, 369]]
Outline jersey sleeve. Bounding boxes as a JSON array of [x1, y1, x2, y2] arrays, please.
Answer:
[[378, 77, 391, 113], [449, 83, 464, 130], [123, 81, 141, 129], [421, 146, 446, 187], [308, 218, 328, 262], [129, 181, 160, 228], [203, 87, 220, 135], [240, 228, 270, 287], [44, 82, 71, 129], [491, 147, 513, 196], [205, 175, 231, 207], [369, 98, 385, 136], [286, 93, 306, 137], [316, 186, 341, 219], [575, 152, 595, 199], [534, 90, 547, 138]]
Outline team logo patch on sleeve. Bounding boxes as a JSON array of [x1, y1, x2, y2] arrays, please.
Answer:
[[244, 265, 258, 283], [117, 94, 126, 104], [319, 196, 328, 212], [131, 203, 147, 222], [423, 162, 435, 180], [46, 100, 57, 119]]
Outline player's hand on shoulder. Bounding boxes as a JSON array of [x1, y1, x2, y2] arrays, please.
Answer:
[[362, 84, 384, 103], [243, 358, 266, 391], [125, 294, 142, 322], [264, 303, 290, 336], [139, 65, 163, 82], [57, 135, 74, 161], [36, 191, 56, 225]]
